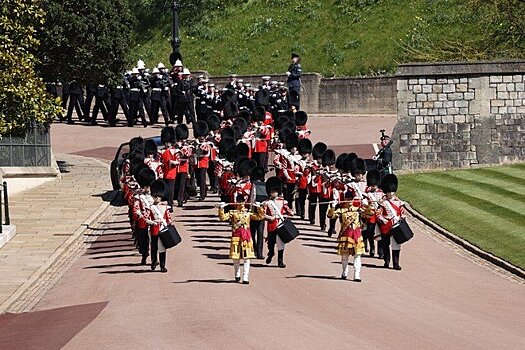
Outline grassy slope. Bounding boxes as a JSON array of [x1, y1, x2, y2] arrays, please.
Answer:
[[398, 163, 525, 269], [129, 0, 474, 76]]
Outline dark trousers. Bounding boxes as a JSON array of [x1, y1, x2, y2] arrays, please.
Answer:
[[110, 97, 130, 125], [194, 168, 207, 199], [136, 227, 149, 259], [176, 101, 195, 124], [381, 235, 400, 266], [129, 99, 147, 126], [144, 95, 153, 120], [83, 92, 95, 120], [267, 231, 277, 257], [250, 220, 265, 258], [285, 182, 296, 209], [151, 99, 170, 125], [165, 179, 176, 209], [319, 197, 330, 230], [65, 93, 84, 122], [175, 172, 188, 204], [150, 235, 167, 267], [207, 162, 217, 190], [308, 192, 320, 224], [253, 152, 267, 170], [363, 223, 376, 255], [91, 97, 109, 124], [296, 188, 307, 219], [289, 86, 301, 109]]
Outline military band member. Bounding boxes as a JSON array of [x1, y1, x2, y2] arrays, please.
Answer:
[[133, 168, 156, 265], [193, 120, 212, 201], [128, 68, 148, 128], [91, 83, 110, 125], [327, 191, 365, 281], [65, 80, 84, 124], [109, 76, 130, 127], [319, 149, 337, 232], [296, 138, 312, 220], [362, 169, 384, 258], [218, 194, 265, 284], [150, 67, 171, 126], [174, 124, 192, 207], [148, 180, 172, 272], [175, 68, 195, 125], [144, 139, 163, 179], [264, 177, 293, 268], [378, 174, 405, 270], [249, 167, 268, 259], [374, 131, 393, 178], [306, 142, 327, 225], [160, 127, 178, 210]]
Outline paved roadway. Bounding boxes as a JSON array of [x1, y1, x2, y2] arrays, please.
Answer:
[[3, 116, 525, 349]]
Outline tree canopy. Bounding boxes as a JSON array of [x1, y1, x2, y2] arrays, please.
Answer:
[[0, 0, 61, 136], [37, 0, 134, 84]]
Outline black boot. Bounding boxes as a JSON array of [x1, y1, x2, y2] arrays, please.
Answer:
[[277, 250, 286, 268], [266, 249, 274, 264], [151, 255, 158, 271], [393, 250, 402, 270], [383, 248, 390, 268], [159, 252, 167, 272]]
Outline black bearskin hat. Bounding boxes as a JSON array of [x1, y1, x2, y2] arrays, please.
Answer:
[[286, 133, 299, 151], [274, 116, 288, 130], [239, 159, 257, 178], [312, 142, 327, 160], [233, 156, 249, 175], [231, 124, 242, 141], [381, 174, 398, 193], [235, 142, 250, 158], [130, 158, 147, 178], [237, 110, 252, 125], [206, 114, 221, 131], [233, 117, 248, 134], [341, 155, 353, 173], [278, 128, 294, 143], [336, 153, 348, 171], [150, 180, 166, 198], [129, 137, 144, 153], [219, 137, 235, 157], [193, 120, 209, 138], [250, 166, 265, 182], [266, 176, 283, 194], [136, 168, 156, 187], [281, 120, 295, 132], [144, 139, 158, 156], [298, 138, 313, 155], [253, 106, 266, 122], [366, 169, 381, 187], [221, 127, 234, 140], [322, 149, 336, 167], [129, 149, 144, 162], [226, 147, 238, 163], [282, 110, 295, 123], [350, 158, 367, 176], [160, 126, 176, 144], [175, 124, 189, 140], [295, 111, 308, 126]]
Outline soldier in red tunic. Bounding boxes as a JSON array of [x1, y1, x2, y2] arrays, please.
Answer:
[[295, 138, 312, 220], [148, 180, 172, 272], [193, 120, 212, 201], [362, 169, 384, 258], [264, 177, 293, 268], [306, 142, 327, 225], [378, 174, 406, 270], [132, 168, 156, 265]]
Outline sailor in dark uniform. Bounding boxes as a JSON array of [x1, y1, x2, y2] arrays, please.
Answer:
[[286, 53, 302, 110], [109, 74, 130, 126], [91, 83, 110, 125], [149, 67, 171, 126], [127, 68, 148, 127], [65, 80, 84, 124]]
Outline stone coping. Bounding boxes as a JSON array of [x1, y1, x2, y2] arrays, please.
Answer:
[[0, 166, 59, 178], [397, 60, 525, 77]]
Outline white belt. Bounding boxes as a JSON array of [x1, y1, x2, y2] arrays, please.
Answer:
[[130, 88, 140, 92], [152, 88, 162, 91], [116, 85, 123, 89]]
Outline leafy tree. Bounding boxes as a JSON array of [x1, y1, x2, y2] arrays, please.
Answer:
[[0, 0, 61, 136], [37, 0, 134, 84]]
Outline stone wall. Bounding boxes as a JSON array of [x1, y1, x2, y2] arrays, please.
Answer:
[[393, 61, 525, 170], [208, 73, 396, 115]]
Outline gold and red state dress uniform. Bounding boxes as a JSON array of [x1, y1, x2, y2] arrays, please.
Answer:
[[218, 205, 265, 260]]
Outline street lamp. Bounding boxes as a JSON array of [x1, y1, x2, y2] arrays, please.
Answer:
[[169, 0, 182, 65]]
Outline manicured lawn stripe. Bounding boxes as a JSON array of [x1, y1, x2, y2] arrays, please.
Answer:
[[398, 163, 525, 269]]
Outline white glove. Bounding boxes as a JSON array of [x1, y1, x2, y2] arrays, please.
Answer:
[[253, 202, 261, 207], [219, 202, 227, 208], [331, 200, 338, 206], [286, 71, 291, 76], [372, 155, 378, 161]]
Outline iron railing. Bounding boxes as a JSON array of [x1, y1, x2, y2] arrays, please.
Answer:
[[0, 123, 51, 167], [0, 181, 10, 234]]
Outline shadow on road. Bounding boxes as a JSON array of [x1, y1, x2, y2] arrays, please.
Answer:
[[288, 274, 359, 282], [173, 278, 237, 284]]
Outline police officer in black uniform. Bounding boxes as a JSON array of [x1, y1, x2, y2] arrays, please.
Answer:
[[286, 53, 302, 110]]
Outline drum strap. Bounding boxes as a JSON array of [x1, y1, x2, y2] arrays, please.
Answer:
[[384, 200, 401, 224], [268, 200, 284, 224], [151, 204, 167, 229]]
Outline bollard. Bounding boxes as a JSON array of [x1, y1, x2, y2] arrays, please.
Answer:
[[3, 182, 9, 225]]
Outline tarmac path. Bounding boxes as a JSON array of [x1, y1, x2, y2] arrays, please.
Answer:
[[2, 115, 524, 349]]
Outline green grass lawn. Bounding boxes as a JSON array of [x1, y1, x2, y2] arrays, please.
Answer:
[[398, 163, 525, 269]]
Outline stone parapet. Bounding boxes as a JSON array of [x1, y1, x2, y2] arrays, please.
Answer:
[[393, 61, 525, 170]]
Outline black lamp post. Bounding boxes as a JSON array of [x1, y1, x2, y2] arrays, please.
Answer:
[[169, 0, 182, 65]]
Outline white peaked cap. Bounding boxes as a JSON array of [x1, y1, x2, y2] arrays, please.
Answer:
[[157, 62, 165, 69], [137, 60, 145, 69], [182, 68, 191, 75], [174, 59, 183, 67], [132, 67, 140, 74], [152, 68, 160, 74]]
